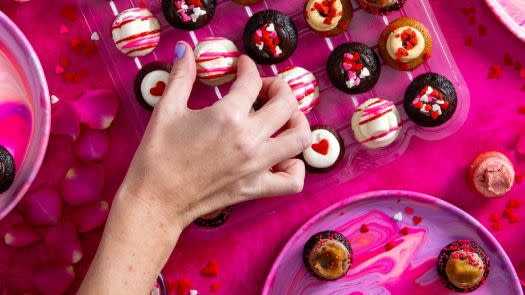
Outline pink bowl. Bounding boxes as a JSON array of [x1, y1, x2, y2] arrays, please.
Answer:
[[0, 12, 50, 220]]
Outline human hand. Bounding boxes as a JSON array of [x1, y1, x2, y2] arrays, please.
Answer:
[[121, 42, 312, 230]]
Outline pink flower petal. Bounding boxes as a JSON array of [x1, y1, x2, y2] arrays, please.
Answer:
[[74, 128, 110, 161], [70, 201, 110, 233], [32, 135, 75, 187], [33, 264, 75, 295], [51, 99, 80, 140], [61, 163, 104, 206], [19, 187, 62, 226], [73, 89, 119, 130], [45, 222, 83, 264], [3, 223, 42, 248]]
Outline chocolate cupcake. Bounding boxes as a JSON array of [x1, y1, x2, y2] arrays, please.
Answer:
[[277, 66, 320, 113], [358, 0, 406, 16], [162, 0, 216, 31], [0, 145, 15, 193], [243, 10, 298, 64], [303, 230, 353, 280], [378, 17, 432, 71], [195, 37, 241, 86], [134, 62, 172, 111], [302, 126, 344, 172], [304, 0, 353, 37], [232, 0, 262, 5], [404, 73, 457, 127], [194, 206, 233, 227], [437, 240, 490, 293], [327, 42, 380, 94]]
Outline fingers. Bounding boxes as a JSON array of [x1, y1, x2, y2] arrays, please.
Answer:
[[221, 55, 262, 111], [251, 77, 298, 139], [258, 111, 311, 167], [161, 41, 196, 110], [258, 159, 306, 196]]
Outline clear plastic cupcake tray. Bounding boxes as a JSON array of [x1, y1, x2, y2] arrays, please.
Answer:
[[78, 0, 469, 191]]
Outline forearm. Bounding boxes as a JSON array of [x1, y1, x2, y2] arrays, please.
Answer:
[[78, 184, 182, 295]]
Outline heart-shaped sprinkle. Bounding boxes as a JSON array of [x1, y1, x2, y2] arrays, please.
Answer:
[[404, 207, 414, 215], [360, 224, 369, 233], [441, 101, 449, 110], [311, 139, 329, 155], [59, 24, 69, 34], [385, 242, 395, 251], [149, 81, 166, 96], [201, 259, 219, 277], [399, 227, 409, 236], [393, 212, 403, 222], [90, 32, 100, 41], [55, 65, 65, 75], [50, 95, 60, 104], [413, 216, 422, 225], [430, 111, 439, 120]]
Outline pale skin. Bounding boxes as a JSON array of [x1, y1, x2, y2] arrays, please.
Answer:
[[78, 42, 312, 294]]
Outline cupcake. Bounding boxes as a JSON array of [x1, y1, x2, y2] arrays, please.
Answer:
[[277, 66, 319, 113], [404, 73, 457, 127], [302, 126, 344, 172], [358, 0, 406, 15], [303, 230, 353, 280], [304, 0, 353, 37], [194, 37, 241, 86], [243, 10, 298, 64], [0, 145, 15, 193], [194, 206, 233, 227], [111, 8, 160, 57], [437, 240, 490, 293], [162, 0, 216, 31], [468, 152, 514, 198], [327, 42, 381, 94], [232, 0, 262, 5], [352, 98, 402, 148], [378, 17, 432, 71], [134, 62, 172, 111]]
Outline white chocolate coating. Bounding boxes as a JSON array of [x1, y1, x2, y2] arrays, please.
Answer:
[[305, 0, 344, 32], [386, 26, 425, 62], [141, 70, 170, 107], [194, 37, 240, 86], [352, 98, 401, 149], [303, 129, 341, 169], [277, 66, 320, 113], [111, 8, 160, 57]]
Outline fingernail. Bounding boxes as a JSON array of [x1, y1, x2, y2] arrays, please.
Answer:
[[175, 42, 186, 61]]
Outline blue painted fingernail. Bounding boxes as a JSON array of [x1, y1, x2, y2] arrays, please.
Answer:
[[175, 43, 186, 60]]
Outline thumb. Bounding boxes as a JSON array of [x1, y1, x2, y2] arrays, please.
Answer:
[[161, 41, 196, 110]]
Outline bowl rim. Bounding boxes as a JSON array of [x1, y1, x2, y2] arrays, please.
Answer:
[[0, 11, 50, 220]]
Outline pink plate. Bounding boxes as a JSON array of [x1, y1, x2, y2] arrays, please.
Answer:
[[262, 190, 521, 295], [485, 0, 525, 42]]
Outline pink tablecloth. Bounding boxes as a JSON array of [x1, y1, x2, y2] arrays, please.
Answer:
[[1, 0, 525, 294]]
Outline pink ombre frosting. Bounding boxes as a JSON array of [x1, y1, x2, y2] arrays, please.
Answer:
[[0, 47, 33, 170]]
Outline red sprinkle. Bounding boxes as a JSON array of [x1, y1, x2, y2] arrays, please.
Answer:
[[139, 0, 147, 8], [503, 53, 513, 66], [506, 199, 522, 209], [311, 139, 329, 155], [423, 51, 431, 61], [489, 213, 499, 222], [412, 216, 422, 225], [61, 5, 78, 21], [478, 24, 487, 36], [210, 282, 221, 293], [468, 16, 476, 26], [399, 227, 409, 236], [59, 57, 71, 68], [404, 207, 414, 215], [509, 214, 520, 224], [201, 259, 219, 277], [385, 242, 395, 251], [176, 278, 192, 295], [63, 71, 76, 82], [516, 174, 524, 183], [464, 37, 473, 47], [492, 222, 502, 230], [360, 224, 369, 233], [503, 207, 514, 219], [488, 65, 503, 79]]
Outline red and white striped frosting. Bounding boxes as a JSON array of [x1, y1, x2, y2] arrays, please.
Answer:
[[194, 37, 241, 86], [111, 8, 160, 57], [351, 98, 401, 148], [277, 66, 320, 114]]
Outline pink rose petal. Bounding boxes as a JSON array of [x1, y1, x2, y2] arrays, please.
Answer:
[[33, 264, 75, 295], [33, 135, 75, 187], [51, 99, 80, 140], [73, 89, 119, 130], [19, 187, 62, 226], [61, 163, 104, 206], [70, 201, 110, 232], [4, 223, 42, 248], [45, 222, 83, 264], [74, 128, 110, 161]]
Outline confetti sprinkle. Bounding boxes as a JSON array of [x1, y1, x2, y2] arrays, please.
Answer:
[[210, 282, 221, 293], [90, 32, 100, 41], [489, 213, 499, 222], [488, 65, 503, 79], [360, 224, 369, 233], [55, 65, 64, 75], [492, 222, 501, 230], [399, 227, 409, 236], [412, 216, 422, 225], [404, 207, 414, 215], [59, 57, 71, 68], [516, 174, 524, 183], [393, 212, 403, 222], [59, 24, 69, 34], [176, 278, 192, 295], [201, 259, 219, 277], [385, 242, 395, 251], [50, 95, 60, 104], [189, 290, 198, 295], [468, 16, 476, 26]]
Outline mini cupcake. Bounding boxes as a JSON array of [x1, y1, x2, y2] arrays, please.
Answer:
[[302, 126, 344, 172], [358, 0, 406, 16], [162, 0, 216, 31], [304, 0, 353, 37], [134, 62, 172, 111], [378, 17, 432, 71], [468, 152, 514, 198], [277, 66, 319, 113], [243, 10, 298, 64], [303, 230, 353, 280], [194, 37, 241, 86], [233, 0, 262, 5], [352, 98, 402, 148], [437, 240, 490, 293], [0, 145, 15, 193], [404, 73, 457, 127], [194, 206, 233, 227], [327, 42, 381, 94], [111, 8, 161, 57]]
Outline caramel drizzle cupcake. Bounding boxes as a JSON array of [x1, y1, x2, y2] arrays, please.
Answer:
[[304, 0, 353, 36], [379, 17, 432, 71]]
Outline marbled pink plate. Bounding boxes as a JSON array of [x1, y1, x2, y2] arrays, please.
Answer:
[[263, 190, 521, 295], [485, 0, 525, 42]]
